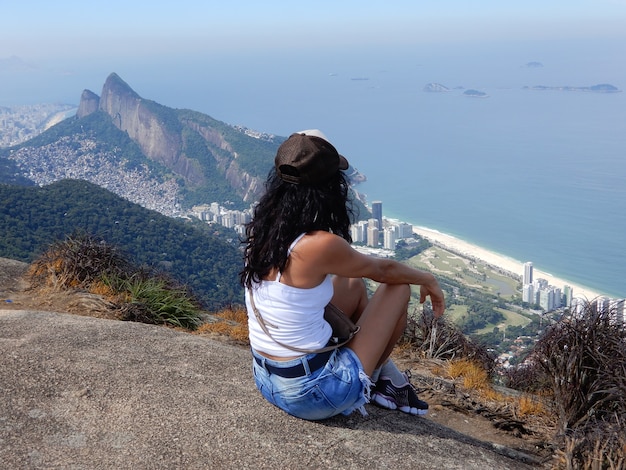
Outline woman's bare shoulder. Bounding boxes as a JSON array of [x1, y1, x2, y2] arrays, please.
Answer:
[[303, 231, 350, 249]]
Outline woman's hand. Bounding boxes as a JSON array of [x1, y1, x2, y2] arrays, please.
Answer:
[[419, 278, 445, 318]]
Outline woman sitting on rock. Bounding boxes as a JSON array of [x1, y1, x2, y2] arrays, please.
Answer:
[[240, 129, 445, 420]]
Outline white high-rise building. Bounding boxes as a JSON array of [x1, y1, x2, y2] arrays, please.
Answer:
[[383, 227, 396, 250], [539, 287, 561, 311], [350, 220, 368, 243], [367, 226, 379, 247], [596, 297, 611, 314], [553, 287, 562, 309], [571, 298, 587, 318], [397, 222, 413, 239], [522, 284, 534, 304], [563, 285, 574, 307], [609, 299, 625, 325], [523, 262, 533, 285]]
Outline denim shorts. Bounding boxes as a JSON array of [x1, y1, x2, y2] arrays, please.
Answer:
[[251, 347, 372, 421]]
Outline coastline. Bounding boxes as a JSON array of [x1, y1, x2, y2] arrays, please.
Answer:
[[409, 224, 604, 301]]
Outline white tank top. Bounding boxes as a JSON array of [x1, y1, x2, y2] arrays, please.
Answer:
[[246, 233, 333, 356]]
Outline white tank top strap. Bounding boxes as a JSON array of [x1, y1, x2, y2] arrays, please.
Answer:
[[275, 233, 307, 282], [287, 232, 307, 256]]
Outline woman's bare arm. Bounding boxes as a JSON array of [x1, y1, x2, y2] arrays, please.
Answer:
[[300, 231, 445, 317]]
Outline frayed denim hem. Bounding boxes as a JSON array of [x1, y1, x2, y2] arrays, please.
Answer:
[[341, 368, 372, 417]]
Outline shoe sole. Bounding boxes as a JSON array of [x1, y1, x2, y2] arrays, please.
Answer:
[[372, 393, 397, 410], [399, 405, 428, 416], [372, 393, 428, 416]]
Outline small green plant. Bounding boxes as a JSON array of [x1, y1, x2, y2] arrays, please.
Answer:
[[105, 274, 201, 330]]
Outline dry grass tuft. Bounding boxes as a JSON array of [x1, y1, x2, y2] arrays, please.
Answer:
[[479, 387, 507, 403], [216, 307, 248, 324], [447, 359, 491, 391], [447, 359, 549, 420], [88, 280, 118, 298], [516, 395, 546, 418], [196, 306, 249, 343]]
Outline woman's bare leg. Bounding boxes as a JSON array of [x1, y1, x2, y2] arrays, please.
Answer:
[[344, 282, 410, 376], [330, 276, 368, 322], [333, 277, 427, 415]]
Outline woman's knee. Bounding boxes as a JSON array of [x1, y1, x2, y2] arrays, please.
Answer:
[[376, 283, 411, 303], [352, 278, 368, 301]]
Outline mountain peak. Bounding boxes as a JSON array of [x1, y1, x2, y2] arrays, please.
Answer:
[[3, 73, 278, 210], [76, 89, 100, 118], [101, 72, 140, 101]]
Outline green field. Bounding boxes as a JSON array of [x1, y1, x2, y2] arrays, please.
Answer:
[[407, 246, 520, 299], [404, 246, 532, 333]]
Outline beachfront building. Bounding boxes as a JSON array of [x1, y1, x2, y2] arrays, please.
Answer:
[[563, 285, 574, 307], [371, 201, 383, 231], [571, 298, 586, 318], [596, 297, 611, 314], [523, 262, 533, 285], [367, 226, 379, 247], [521, 263, 576, 310], [522, 284, 534, 304], [350, 220, 368, 243], [383, 227, 397, 250], [571, 296, 626, 327], [539, 287, 562, 311], [609, 299, 625, 325], [522, 262, 540, 305], [397, 222, 414, 239]]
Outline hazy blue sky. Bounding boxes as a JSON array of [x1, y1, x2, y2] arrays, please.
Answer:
[[2, 0, 625, 108], [3, 0, 626, 60]]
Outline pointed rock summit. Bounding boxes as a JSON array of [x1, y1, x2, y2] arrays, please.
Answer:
[[76, 89, 100, 118], [70, 72, 270, 200]]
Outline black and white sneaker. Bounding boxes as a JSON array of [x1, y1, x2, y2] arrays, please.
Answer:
[[371, 372, 429, 416]]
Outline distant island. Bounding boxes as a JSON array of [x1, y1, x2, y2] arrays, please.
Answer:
[[463, 89, 489, 98], [423, 83, 450, 93], [523, 83, 621, 93], [524, 61, 544, 68], [423, 83, 489, 98]]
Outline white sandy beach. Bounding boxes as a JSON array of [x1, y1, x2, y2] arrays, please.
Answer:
[[410, 225, 604, 301]]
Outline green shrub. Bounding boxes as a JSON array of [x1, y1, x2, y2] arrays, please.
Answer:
[[30, 232, 202, 330], [111, 275, 201, 330]]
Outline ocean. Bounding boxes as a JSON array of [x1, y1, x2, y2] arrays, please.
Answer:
[[3, 41, 626, 298], [173, 45, 626, 299]]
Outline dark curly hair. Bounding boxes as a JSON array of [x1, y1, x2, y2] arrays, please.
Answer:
[[240, 169, 354, 288]]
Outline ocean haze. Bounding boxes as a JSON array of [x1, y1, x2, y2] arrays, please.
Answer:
[[1, 39, 625, 298]]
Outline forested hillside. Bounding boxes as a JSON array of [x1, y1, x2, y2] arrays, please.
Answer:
[[0, 179, 242, 308]]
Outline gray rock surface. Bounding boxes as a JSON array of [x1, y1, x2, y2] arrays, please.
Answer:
[[0, 309, 537, 469]]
